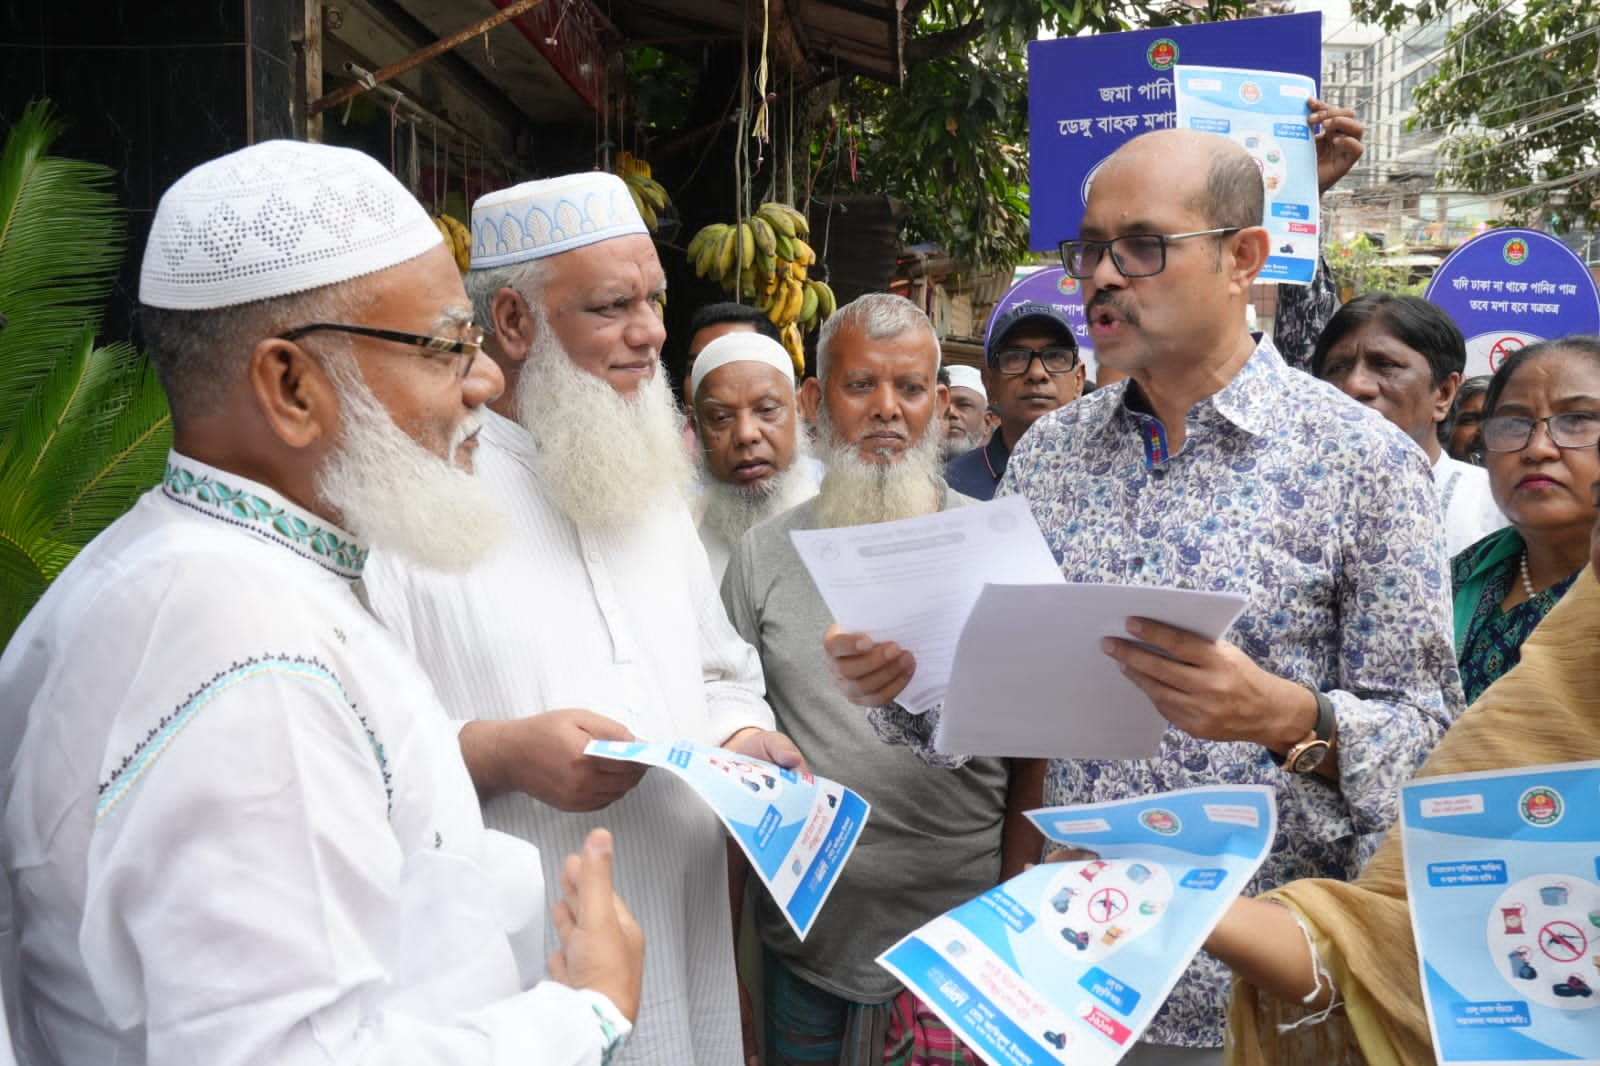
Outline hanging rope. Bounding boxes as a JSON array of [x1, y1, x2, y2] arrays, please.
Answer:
[[750, 0, 771, 170]]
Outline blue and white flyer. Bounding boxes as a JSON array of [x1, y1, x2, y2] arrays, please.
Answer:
[[877, 786, 1275, 1065], [1173, 65, 1319, 284], [1399, 761, 1600, 1064], [584, 738, 869, 939]]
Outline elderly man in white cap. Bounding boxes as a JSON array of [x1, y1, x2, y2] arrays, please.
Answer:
[[941, 363, 989, 459], [722, 293, 1042, 1065], [0, 141, 644, 1065], [689, 331, 817, 581], [362, 172, 802, 1066]]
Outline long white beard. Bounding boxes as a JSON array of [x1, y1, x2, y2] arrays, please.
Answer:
[[699, 457, 818, 548], [516, 325, 693, 531], [812, 405, 944, 528], [316, 359, 507, 572]]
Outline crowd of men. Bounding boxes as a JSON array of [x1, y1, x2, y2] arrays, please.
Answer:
[[0, 97, 1524, 1066]]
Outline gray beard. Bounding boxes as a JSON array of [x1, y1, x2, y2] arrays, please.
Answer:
[[699, 458, 818, 548], [942, 430, 982, 460], [514, 323, 693, 532], [316, 357, 507, 572], [812, 405, 944, 528]]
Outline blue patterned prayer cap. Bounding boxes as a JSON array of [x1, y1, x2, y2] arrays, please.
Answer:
[[469, 172, 648, 270]]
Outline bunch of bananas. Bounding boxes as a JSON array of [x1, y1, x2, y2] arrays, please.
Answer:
[[616, 151, 672, 233], [685, 202, 837, 373], [432, 214, 471, 274]]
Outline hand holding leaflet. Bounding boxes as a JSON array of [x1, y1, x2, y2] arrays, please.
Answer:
[[878, 786, 1276, 1066], [1174, 64, 1320, 284], [935, 584, 1248, 760], [585, 738, 869, 939], [1399, 760, 1600, 1062], [790, 496, 1064, 713]]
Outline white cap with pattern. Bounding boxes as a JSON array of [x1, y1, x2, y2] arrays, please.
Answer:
[[946, 364, 986, 400], [470, 172, 647, 270], [139, 140, 442, 311]]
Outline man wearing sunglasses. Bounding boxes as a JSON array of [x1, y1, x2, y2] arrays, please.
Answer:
[[946, 302, 1084, 500], [0, 141, 643, 1065], [828, 129, 1461, 1065]]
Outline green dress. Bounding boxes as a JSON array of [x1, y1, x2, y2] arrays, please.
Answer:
[[1451, 527, 1581, 704]]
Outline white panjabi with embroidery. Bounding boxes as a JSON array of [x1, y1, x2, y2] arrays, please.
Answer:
[[0, 453, 627, 1066], [363, 409, 775, 1066]]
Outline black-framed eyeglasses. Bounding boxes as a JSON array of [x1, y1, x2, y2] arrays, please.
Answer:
[[990, 345, 1078, 376], [1480, 412, 1600, 453], [1058, 227, 1243, 279], [278, 322, 484, 380]]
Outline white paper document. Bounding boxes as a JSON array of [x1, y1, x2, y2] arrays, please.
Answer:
[[788, 495, 1065, 713], [934, 583, 1248, 760]]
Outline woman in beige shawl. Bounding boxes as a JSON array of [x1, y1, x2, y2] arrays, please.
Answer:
[[1208, 556, 1600, 1065]]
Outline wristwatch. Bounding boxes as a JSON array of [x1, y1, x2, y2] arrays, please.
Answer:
[[1271, 689, 1335, 775]]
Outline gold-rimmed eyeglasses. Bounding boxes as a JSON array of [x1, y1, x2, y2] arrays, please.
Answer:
[[278, 322, 485, 380]]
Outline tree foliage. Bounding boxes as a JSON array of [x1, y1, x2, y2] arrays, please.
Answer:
[[1326, 234, 1426, 299], [0, 101, 172, 644], [815, 0, 1259, 270], [1351, 0, 1600, 231], [625, 0, 1263, 276]]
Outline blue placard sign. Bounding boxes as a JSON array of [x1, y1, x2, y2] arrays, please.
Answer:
[[1028, 12, 1322, 252], [1423, 228, 1600, 377]]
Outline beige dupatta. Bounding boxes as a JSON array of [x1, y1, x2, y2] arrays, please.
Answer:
[[1227, 567, 1600, 1066]]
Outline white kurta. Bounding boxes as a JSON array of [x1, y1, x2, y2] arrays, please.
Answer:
[[1433, 452, 1507, 557], [364, 410, 773, 1066], [0, 455, 623, 1066]]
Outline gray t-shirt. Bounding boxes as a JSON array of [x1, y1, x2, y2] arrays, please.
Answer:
[[722, 492, 1011, 1002]]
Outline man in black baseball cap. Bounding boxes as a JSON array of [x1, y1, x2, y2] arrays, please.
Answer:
[[945, 301, 1084, 499]]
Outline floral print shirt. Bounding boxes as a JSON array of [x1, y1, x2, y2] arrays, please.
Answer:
[[869, 338, 1463, 1047]]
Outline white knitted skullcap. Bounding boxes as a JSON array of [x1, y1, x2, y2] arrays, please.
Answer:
[[946, 364, 986, 400], [140, 140, 442, 311], [470, 172, 647, 270], [690, 332, 796, 401]]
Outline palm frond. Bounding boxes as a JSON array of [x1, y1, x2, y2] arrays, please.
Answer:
[[49, 355, 171, 545], [0, 100, 126, 437], [0, 100, 170, 647]]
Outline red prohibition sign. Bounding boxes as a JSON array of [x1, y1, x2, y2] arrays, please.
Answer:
[[1489, 336, 1525, 370], [1088, 888, 1129, 924], [1538, 920, 1586, 963]]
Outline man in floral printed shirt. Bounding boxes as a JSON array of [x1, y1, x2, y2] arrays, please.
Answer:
[[823, 130, 1464, 1064]]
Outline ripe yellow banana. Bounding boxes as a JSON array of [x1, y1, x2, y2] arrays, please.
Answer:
[[748, 215, 777, 257], [757, 203, 796, 239], [781, 322, 805, 374], [716, 226, 741, 284], [760, 202, 809, 239]]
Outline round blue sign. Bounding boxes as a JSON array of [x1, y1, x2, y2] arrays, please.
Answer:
[[1424, 228, 1600, 376]]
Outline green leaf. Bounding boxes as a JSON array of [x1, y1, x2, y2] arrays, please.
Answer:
[[0, 100, 170, 646], [0, 100, 126, 438]]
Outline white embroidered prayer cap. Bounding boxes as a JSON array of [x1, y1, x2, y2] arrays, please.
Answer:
[[140, 140, 442, 311], [689, 332, 796, 401], [946, 364, 986, 400], [469, 172, 647, 270]]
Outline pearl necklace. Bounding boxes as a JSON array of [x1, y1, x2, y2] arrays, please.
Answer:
[[1520, 551, 1538, 600]]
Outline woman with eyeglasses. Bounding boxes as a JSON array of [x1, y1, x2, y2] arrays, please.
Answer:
[[1450, 334, 1600, 703]]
